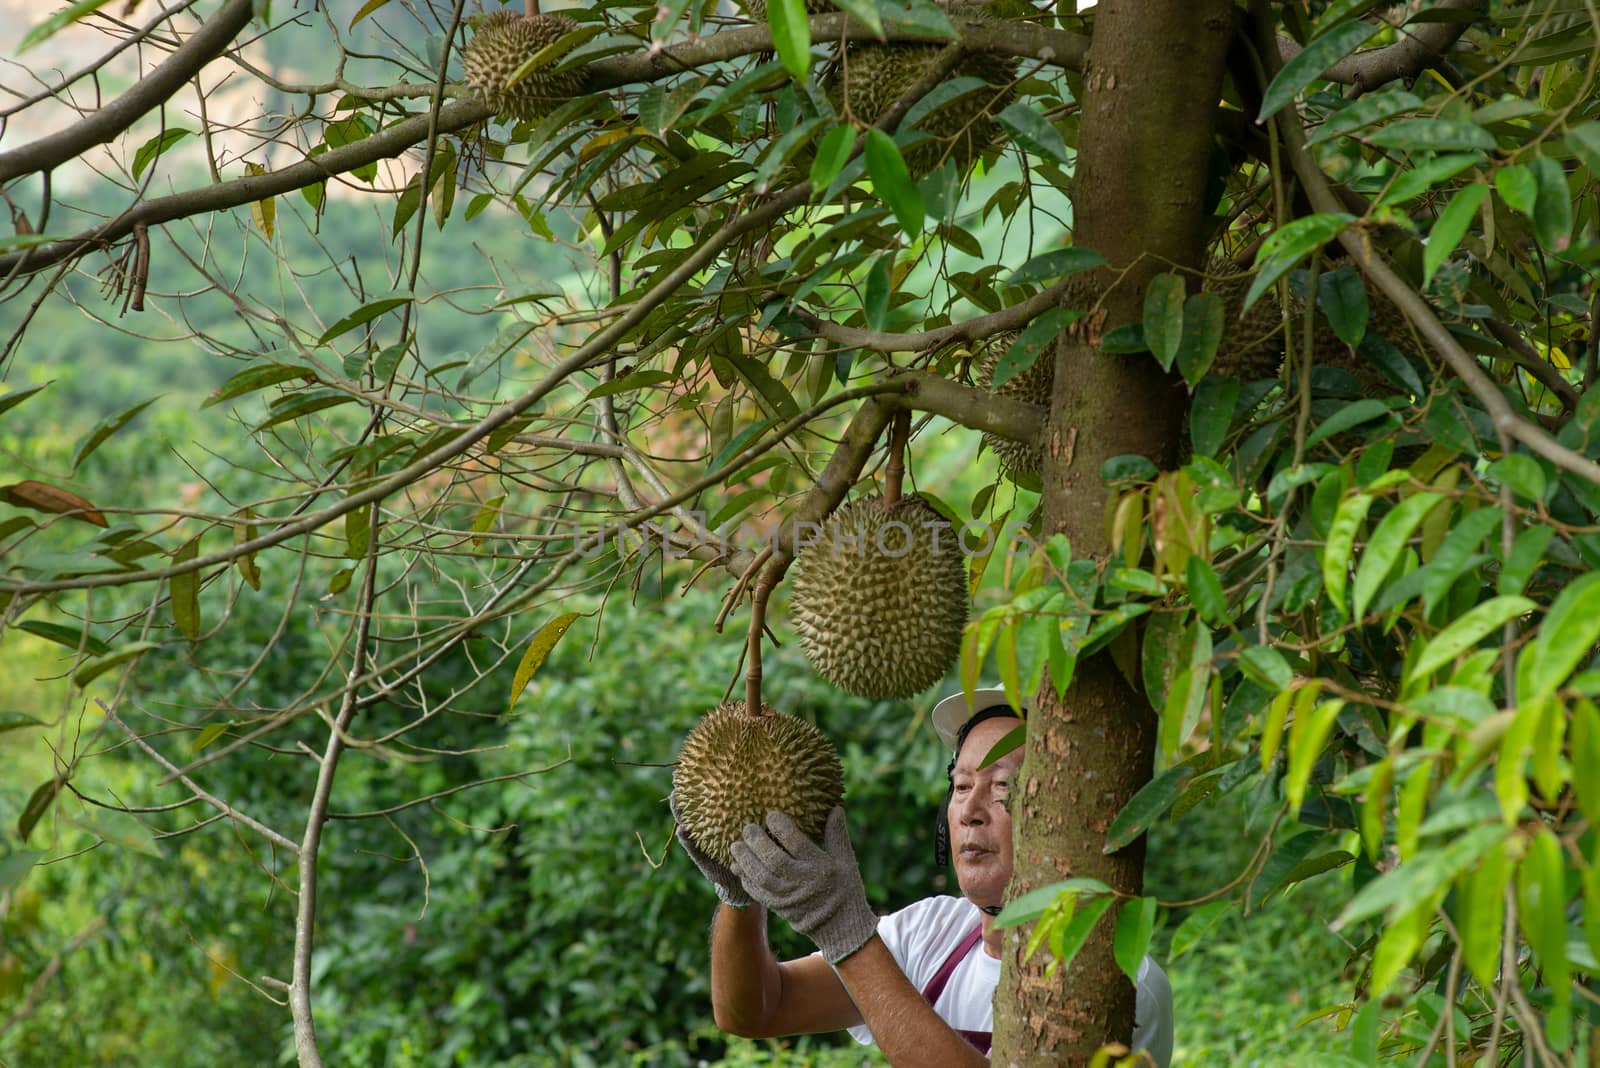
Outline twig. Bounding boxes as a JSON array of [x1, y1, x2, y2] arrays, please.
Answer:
[[95, 700, 296, 851]]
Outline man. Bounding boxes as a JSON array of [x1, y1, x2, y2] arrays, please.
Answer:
[[674, 687, 1175, 1065]]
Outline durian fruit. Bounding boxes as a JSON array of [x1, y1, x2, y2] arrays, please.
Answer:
[[673, 701, 844, 867], [1204, 256, 1289, 383], [977, 330, 1050, 486], [789, 494, 969, 700], [1311, 288, 1416, 397], [826, 36, 1017, 177], [462, 11, 586, 122], [739, 0, 834, 15]]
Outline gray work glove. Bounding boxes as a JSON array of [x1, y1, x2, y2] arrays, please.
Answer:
[[669, 791, 752, 907], [730, 807, 877, 965]]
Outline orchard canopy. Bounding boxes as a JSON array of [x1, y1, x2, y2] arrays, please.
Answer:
[[3, 0, 1600, 1065]]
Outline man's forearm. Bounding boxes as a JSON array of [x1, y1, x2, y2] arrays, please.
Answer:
[[709, 903, 783, 1036], [835, 937, 989, 1067]]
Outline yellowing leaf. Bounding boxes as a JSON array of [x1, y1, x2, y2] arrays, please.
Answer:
[[508, 612, 582, 714]]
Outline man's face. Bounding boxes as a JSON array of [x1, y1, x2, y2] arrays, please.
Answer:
[[947, 715, 1023, 910]]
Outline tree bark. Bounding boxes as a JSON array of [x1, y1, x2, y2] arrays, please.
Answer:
[[990, 3, 1234, 1064]]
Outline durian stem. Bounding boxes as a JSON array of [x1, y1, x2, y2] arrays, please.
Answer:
[[883, 409, 910, 505], [745, 576, 773, 716], [524, 1, 540, 15]]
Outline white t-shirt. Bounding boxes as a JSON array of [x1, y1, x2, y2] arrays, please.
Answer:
[[843, 895, 1174, 1067]]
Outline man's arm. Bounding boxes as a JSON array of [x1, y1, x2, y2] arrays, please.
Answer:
[[708, 902, 861, 1037], [834, 935, 989, 1067]]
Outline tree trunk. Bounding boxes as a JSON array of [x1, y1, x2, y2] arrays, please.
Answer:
[[990, 3, 1234, 1064]]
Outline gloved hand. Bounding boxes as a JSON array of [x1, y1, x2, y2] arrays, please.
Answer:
[[669, 791, 752, 907], [730, 807, 877, 964]]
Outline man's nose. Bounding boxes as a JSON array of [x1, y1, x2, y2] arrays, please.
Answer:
[[958, 788, 988, 824]]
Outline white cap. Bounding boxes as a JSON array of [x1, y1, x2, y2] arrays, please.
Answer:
[[931, 686, 1028, 749]]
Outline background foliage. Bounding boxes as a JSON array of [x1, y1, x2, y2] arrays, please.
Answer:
[[2, 0, 1599, 1065]]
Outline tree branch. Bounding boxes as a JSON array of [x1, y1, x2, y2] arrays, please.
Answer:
[[96, 699, 297, 851], [1261, 23, 1600, 488], [790, 273, 1082, 352], [0, 0, 255, 185], [1275, 0, 1485, 93]]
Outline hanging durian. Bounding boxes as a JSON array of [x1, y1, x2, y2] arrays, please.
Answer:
[[789, 494, 969, 700], [462, 10, 586, 121], [976, 330, 1050, 487], [824, 3, 1018, 177], [739, 0, 834, 15], [672, 701, 844, 866], [1204, 256, 1290, 383]]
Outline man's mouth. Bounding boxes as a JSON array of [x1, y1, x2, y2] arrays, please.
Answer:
[[958, 844, 991, 858]]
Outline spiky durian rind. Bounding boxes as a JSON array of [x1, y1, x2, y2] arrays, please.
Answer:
[[789, 494, 969, 700], [673, 701, 844, 867], [462, 11, 585, 122]]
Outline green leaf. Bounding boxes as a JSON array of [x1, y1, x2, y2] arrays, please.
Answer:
[[1409, 595, 1535, 683], [1104, 761, 1197, 853], [1529, 155, 1573, 252], [829, 0, 883, 35], [0, 382, 50, 421], [769, 0, 812, 80], [72, 641, 162, 687], [1142, 273, 1186, 372], [1518, 571, 1600, 704], [1484, 453, 1546, 504], [1352, 492, 1443, 622], [1518, 827, 1571, 1036], [20, 0, 116, 52], [0, 711, 44, 735], [169, 535, 202, 641], [17, 620, 111, 657], [1322, 491, 1374, 618], [318, 294, 415, 344], [584, 369, 674, 401], [1050, 894, 1115, 971], [193, 722, 231, 752], [1566, 122, 1600, 176], [1006, 248, 1106, 287], [1169, 900, 1230, 958], [1286, 699, 1343, 812], [991, 308, 1078, 389], [17, 778, 61, 841], [131, 128, 192, 181], [1317, 267, 1369, 347], [70, 398, 159, 472], [1185, 557, 1228, 625], [0, 849, 44, 891], [1175, 291, 1225, 386], [1304, 398, 1394, 449], [1238, 645, 1293, 691], [1113, 897, 1158, 982], [1259, 22, 1382, 120], [1367, 118, 1496, 152], [995, 103, 1069, 164], [993, 877, 1113, 928], [865, 129, 923, 235], [1337, 824, 1507, 928], [1246, 214, 1356, 311], [811, 125, 856, 196], [1306, 90, 1422, 147], [508, 612, 582, 713], [865, 252, 893, 331], [1498, 523, 1554, 597], [204, 363, 314, 408], [978, 722, 1026, 769], [1494, 164, 1538, 216], [1369, 901, 1429, 994], [1424, 184, 1488, 286], [348, 0, 393, 28]]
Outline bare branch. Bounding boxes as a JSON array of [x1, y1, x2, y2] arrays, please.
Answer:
[[0, 0, 255, 185], [1275, 0, 1485, 92], [96, 699, 297, 852]]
